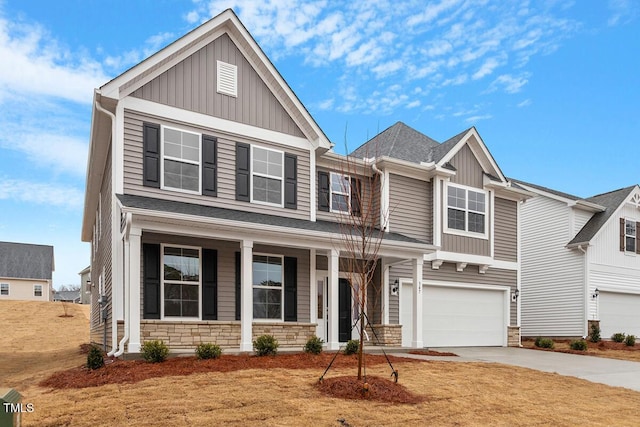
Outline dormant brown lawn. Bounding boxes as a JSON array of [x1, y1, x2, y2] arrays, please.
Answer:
[[2, 300, 640, 426]]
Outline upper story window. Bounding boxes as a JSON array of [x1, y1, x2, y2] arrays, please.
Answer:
[[0, 283, 8, 296], [252, 146, 283, 206], [163, 246, 200, 318], [34, 284, 43, 297], [252, 254, 283, 320], [446, 184, 487, 237], [163, 127, 201, 193], [625, 219, 636, 252], [331, 173, 351, 213]]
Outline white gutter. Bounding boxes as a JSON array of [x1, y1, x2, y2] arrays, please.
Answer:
[[369, 159, 389, 232], [113, 212, 133, 357]]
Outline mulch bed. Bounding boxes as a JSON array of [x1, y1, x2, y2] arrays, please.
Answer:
[[523, 339, 639, 355], [315, 375, 425, 404], [39, 351, 425, 391]]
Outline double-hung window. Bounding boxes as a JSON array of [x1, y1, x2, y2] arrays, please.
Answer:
[[625, 219, 636, 252], [330, 173, 351, 213], [252, 254, 283, 320], [446, 184, 487, 236], [0, 283, 8, 296], [163, 127, 201, 193], [34, 284, 42, 297], [163, 246, 200, 318], [252, 146, 283, 206]]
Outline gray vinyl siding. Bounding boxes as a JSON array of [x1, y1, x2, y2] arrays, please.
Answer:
[[494, 197, 518, 262], [448, 144, 483, 188], [389, 261, 518, 326], [123, 110, 311, 220], [90, 151, 114, 350], [442, 233, 490, 256], [388, 174, 432, 243], [315, 167, 379, 226], [141, 236, 310, 322], [132, 33, 304, 138]]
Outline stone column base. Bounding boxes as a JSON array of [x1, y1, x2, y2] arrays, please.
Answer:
[[508, 326, 521, 347], [364, 324, 402, 346]]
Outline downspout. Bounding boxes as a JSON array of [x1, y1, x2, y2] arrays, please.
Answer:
[[95, 98, 122, 357], [578, 244, 588, 338], [113, 212, 132, 357], [370, 160, 388, 232]]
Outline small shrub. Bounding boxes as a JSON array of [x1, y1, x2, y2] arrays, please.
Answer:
[[570, 339, 588, 351], [303, 336, 324, 355], [344, 339, 359, 355], [611, 332, 626, 343], [141, 340, 169, 363], [534, 337, 554, 349], [624, 334, 636, 346], [195, 343, 222, 360], [253, 334, 278, 356], [590, 323, 601, 343], [86, 345, 104, 370]]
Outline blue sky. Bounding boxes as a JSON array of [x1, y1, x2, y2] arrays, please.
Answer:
[[0, 0, 638, 287]]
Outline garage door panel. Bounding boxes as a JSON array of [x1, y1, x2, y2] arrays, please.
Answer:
[[600, 292, 640, 338]]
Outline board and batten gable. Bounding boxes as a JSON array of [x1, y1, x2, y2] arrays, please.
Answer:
[[132, 33, 304, 138], [122, 110, 311, 220], [388, 173, 432, 243], [440, 145, 490, 256], [520, 193, 585, 337]]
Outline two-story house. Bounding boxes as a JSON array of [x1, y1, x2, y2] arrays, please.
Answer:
[[514, 180, 640, 340], [82, 9, 529, 356], [0, 241, 54, 302]]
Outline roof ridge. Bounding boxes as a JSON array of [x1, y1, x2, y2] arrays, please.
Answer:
[[587, 185, 637, 200], [386, 121, 405, 157]]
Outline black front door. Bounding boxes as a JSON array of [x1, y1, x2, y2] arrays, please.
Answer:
[[338, 278, 352, 342]]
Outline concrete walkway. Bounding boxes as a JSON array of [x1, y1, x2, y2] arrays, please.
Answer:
[[395, 347, 640, 392]]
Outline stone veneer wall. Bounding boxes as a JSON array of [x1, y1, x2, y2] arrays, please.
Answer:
[[508, 326, 521, 347], [364, 324, 402, 346], [139, 321, 316, 350]]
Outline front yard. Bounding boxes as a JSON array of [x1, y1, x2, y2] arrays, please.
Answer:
[[2, 301, 640, 426]]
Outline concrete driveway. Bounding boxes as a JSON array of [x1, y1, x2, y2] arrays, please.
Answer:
[[414, 347, 640, 392]]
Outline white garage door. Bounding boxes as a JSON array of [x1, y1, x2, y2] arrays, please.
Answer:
[[401, 283, 507, 347], [600, 291, 640, 339]]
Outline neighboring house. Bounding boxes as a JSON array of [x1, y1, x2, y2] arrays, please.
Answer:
[[81, 9, 529, 356], [53, 290, 81, 303], [78, 266, 91, 304], [0, 241, 54, 301], [515, 180, 640, 339]]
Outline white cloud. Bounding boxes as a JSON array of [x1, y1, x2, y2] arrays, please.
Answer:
[[465, 114, 492, 123], [517, 98, 532, 107], [487, 73, 530, 94], [406, 100, 421, 109], [406, 0, 462, 27], [607, 0, 639, 26], [0, 178, 84, 209]]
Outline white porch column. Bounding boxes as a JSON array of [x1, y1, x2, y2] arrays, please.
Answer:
[[327, 249, 340, 350], [382, 259, 390, 324], [412, 257, 424, 348], [310, 249, 317, 329], [127, 227, 142, 353], [240, 240, 254, 352]]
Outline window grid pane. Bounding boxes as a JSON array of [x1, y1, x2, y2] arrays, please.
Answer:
[[163, 128, 200, 192], [448, 208, 466, 230], [252, 147, 283, 204], [253, 255, 283, 319], [163, 247, 200, 318]]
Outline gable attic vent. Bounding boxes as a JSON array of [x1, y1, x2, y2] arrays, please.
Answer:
[[217, 60, 238, 97]]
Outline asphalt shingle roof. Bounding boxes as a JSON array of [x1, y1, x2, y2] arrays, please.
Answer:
[[568, 186, 637, 245], [0, 241, 54, 280], [117, 194, 428, 245], [509, 178, 582, 201]]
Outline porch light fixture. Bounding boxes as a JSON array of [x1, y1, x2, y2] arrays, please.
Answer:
[[592, 288, 599, 299], [512, 289, 519, 302], [391, 279, 399, 296]]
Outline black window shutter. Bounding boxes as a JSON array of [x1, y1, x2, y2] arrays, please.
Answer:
[[202, 135, 218, 197], [351, 177, 362, 217], [236, 142, 250, 201], [284, 153, 297, 209], [143, 243, 161, 319], [202, 249, 218, 320], [318, 171, 330, 212], [143, 122, 161, 188], [620, 218, 625, 251], [284, 256, 297, 322], [235, 251, 241, 320], [635, 221, 640, 254]]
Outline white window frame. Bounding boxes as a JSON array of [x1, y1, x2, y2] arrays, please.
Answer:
[[160, 244, 202, 320], [444, 183, 489, 239], [625, 218, 636, 253], [0, 283, 8, 296], [250, 145, 284, 208], [160, 125, 202, 195], [252, 253, 284, 322], [330, 172, 351, 214], [34, 284, 43, 297]]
